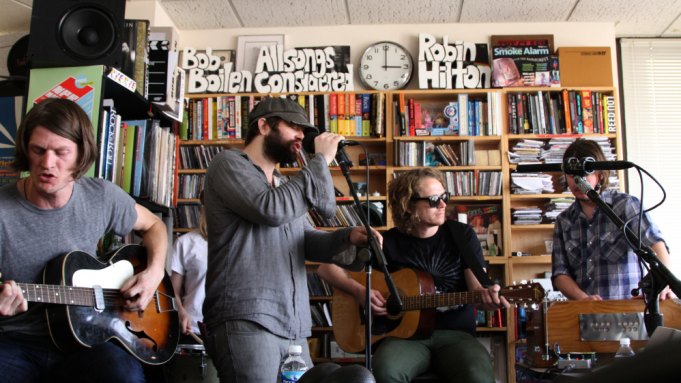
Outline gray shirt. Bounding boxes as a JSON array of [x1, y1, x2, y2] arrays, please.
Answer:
[[0, 177, 137, 334], [203, 148, 360, 339]]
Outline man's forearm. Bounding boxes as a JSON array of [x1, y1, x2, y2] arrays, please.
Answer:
[[317, 264, 363, 297], [554, 274, 590, 300], [140, 220, 168, 274]]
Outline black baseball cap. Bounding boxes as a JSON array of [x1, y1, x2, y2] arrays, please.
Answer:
[[248, 97, 317, 134]]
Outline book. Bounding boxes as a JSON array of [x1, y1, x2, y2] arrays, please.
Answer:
[[362, 94, 371, 136], [581, 90, 594, 133], [329, 94, 338, 134], [121, 124, 137, 193], [337, 93, 345, 136], [459, 94, 468, 136], [562, 89, 572, 133], [354, 94, 362, 136], [605, 96, 617, 133], [346, 93, 354, 137]]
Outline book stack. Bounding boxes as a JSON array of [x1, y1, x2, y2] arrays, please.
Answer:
[[307, 273, 334, 297], [178, 145, 224, 169], [511, 173, 554, 194], [307, 202, 386, 228], [97, 100, 178, 207], [512, 207, 543, 225], [281, 148, 341, 168], [507, 90, 616, 135], [540, 137, 573, 163], [171, 204, 201, 229], [177, 174, 204, 200], [442, 171, 503, 196], [182, 93, 386, 141], [508, 139, 543, 164], [309, 302, 333, 328], [543, 197, 575, 222], [395, 92, 503, 137]]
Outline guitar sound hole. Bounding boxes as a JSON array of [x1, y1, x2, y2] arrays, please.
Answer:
[[386, 295, 403, 317]]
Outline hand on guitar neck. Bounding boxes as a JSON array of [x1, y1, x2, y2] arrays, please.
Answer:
[[0, 272, 28, 317]]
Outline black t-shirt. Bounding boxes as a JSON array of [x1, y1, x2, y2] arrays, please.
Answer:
[[382, 222, 485, 336]]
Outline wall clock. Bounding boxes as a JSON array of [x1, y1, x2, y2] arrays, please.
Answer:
[[359, 41, 414, 90]]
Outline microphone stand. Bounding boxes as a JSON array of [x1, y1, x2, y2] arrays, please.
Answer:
[[334, 148, 402, 372], [572, 175, 681, 336]]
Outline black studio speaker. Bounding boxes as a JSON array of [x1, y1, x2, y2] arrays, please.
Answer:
[[27, 0, 125, 68]]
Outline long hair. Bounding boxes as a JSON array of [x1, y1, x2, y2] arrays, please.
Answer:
[[562, 138, 610, 190], [198, 191, 207, 240], [389, 168, 446, 235], [11, 98, 98, 180]]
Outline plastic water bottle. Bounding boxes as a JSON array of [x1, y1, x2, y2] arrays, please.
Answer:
[[615, 338, 635, 358], [280, 345, 308, 382]]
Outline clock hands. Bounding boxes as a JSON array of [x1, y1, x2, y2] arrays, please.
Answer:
[[382, 65, 401, 69], [384, 47, 387, 71]]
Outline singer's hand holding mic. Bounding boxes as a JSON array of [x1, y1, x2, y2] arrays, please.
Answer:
[[313, 133, 346, 165]]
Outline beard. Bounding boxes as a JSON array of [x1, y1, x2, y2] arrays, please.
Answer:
[[263, 125, 300, 164]]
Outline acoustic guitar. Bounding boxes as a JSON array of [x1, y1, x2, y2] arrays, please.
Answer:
[[332, 268, 545, 354], [8, 245, 180, 365]]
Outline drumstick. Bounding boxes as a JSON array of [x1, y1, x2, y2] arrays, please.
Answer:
[[189, 331, 204, 345]]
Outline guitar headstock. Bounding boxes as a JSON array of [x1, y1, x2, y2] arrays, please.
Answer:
[[500, 283, 546, 305]]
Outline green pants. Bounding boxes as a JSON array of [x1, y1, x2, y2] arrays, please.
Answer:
[[372, 330, 495, 383]]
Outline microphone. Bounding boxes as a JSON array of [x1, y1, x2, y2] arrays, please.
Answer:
[[302, 132, 361, 154], [516, 157, 635, 175]]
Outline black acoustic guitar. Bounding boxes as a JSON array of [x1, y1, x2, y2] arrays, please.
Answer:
[[13, 245, 180, 365]]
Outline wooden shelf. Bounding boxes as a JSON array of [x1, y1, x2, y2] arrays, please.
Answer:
[[511, 194, 571, 200], [510, 256, 552, 264], [180, 139, 245, 146], [393, 165, 502, 171], [486, 257, 508, 264], [279, 166, 387, 174], [449, 196, 503, 201], [309, 296, 332, 301], [178, 168, 207, 174], [475, 327, 507, 332], [507, 133, 616, 140], [392, 135, 501, 142], [511, 224, 555, 230], [177, 198, 200, 203], [173, 228, 194, 233]]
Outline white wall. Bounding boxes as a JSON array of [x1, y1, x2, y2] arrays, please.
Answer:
[[177, 22, 618, 90]]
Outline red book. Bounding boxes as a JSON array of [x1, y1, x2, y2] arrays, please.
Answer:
[[408, 98, 415, 136]]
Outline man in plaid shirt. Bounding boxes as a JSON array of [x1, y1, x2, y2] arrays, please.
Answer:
[[552, 139, 672, 301]]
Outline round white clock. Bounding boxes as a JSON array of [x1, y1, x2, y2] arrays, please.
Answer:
[[359, 41, 414, 91]]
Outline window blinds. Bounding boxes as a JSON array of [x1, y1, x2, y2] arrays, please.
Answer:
[[619, 38, 681, 277]]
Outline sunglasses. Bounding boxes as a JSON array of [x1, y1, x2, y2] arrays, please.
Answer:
[[411, 192, 450, 208]]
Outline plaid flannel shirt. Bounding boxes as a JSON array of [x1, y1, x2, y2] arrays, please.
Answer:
[[552, 190, 666, 300]]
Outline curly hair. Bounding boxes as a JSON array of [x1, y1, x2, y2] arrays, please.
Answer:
[[11, 98, 97, 180], [389, 168, 446, 235], [561, 138, 610, 190]]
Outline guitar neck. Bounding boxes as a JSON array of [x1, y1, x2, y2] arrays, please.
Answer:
[[402, 291, 483, 311], [18, 283, 97, 307]]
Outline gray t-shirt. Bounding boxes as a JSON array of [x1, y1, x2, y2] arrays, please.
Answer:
[[0, 177, 137, 335]]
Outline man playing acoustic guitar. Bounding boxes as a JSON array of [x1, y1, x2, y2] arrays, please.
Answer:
[[0, 98, 168, 382], [318, 168, 509, 383]]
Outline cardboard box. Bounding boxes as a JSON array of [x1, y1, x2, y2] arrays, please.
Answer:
[[557, 47, 613, 87]]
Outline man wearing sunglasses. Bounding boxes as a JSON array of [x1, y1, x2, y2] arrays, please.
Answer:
[[318, 168, 508, 383]]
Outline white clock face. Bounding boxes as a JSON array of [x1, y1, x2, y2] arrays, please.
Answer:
[[359, 41, 414, 91]]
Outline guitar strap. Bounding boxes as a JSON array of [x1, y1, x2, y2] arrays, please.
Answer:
[[446, 220, 494, 288]]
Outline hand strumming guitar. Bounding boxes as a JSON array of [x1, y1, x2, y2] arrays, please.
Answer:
[[0, 272, 28, 316]]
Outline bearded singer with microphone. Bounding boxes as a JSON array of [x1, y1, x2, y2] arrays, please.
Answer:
[[202, 97, 382, 383], [552, 139, 672, 301]]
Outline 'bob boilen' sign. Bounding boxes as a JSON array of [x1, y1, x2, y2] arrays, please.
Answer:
[[183, 46, 353, 94]]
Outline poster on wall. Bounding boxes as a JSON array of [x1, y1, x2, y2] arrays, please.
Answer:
[[27, 65, 104, 178], [0, 96, 22, 186]]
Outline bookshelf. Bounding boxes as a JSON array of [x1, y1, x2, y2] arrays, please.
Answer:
[[176, 85, 622, 381]]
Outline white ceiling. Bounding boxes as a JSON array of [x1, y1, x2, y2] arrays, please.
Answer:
[[1, 0, 681, 37]]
